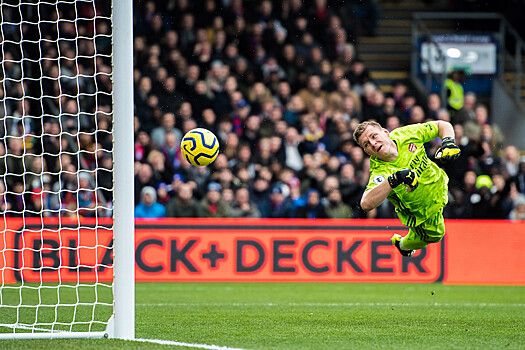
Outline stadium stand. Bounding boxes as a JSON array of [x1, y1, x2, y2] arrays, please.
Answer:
[[1, 0, 524, 221]]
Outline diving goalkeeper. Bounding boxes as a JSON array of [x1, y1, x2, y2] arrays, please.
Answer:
[[353, 120, 460, 257]]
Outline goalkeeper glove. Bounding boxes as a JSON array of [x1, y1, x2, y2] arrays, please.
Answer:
[[388, 169, 419, 192], [435, 137, 461, 162]]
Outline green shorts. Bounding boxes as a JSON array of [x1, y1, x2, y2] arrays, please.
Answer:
[[402, 210, 445, 250]]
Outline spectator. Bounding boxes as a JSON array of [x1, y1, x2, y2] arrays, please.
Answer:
[[490, 173, 513, 219], [261, 56, 286, 82], [178, 13, 196, 55], [162, 132, 182, 170], [346, 59, 371, 94], [181, 65, 200, 97], [9, 0, 524, 222], [205, 60, 228, 98], [217, 168, 239, 192], [135, 76, 155, 131], [470, 175, 493, 219], [135, 186, 166, 218], [250, 176, 272, 217], [338, 163, 364, 213], [407, 105, 425, 125], [200, 108, 218, 135], [274, 81, 293, 110], [445, 186, 474, 219], [230, 187, 261, 218], [269, 183, 293, 218], [454, 91, 477, 125], [363, 90, 388, 124], [135, 130, 155, 162], [147, 149, 174, 185], [241, 115, 262, 150], [385, 115, 400, 132], [200, 182, 230, 218], [294, 189, 329, 218], [426, 92, 442, 120], [398, 92, 417, 125], [436, 108, 451, 122], [445, 69, 466, 114], [76, 172, 104, 217], [347, 0, 380, 37], [322, 175, 340, 197], [232, 143, 257, 177], [283, 126, 304, 171], [231, 99, 251, 136], [158, 76, 186, 113], [389, 79, 408, 111], [4, 138, 27, 188], [0, 181, 10, 216], [166, 182, 201, 218], [50, 163, 78, 212], [298, 75, 328, 110], [283, 95, 306, 129], [324, 188, 353, 218], [503, 145, 521, 177], [135, 162, 158, 205], [509, 195, 525, 221], [382, 97, 397, 120], [6, 182, 26, 217], [302, 116, 327, 153], [511, 158, 525, 195], [463, 170, 478, 197]]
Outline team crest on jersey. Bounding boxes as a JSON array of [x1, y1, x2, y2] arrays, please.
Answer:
[[408, 143, 417, 152], [372, 175, 385, 184]]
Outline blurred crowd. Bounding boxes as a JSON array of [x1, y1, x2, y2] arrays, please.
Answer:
[[0, 0, 524, 221], [0, 0, 114, 219]]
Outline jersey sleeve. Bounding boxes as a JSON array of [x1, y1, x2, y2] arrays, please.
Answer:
[[391, 121, 440, 143], [365, 163, 391, 191]]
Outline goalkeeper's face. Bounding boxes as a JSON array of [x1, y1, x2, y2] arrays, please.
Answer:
[[358, 125, 396, 160]]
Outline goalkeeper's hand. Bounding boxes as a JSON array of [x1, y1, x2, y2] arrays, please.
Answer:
[[388, 169, 419, 192], [435, 137, 461, 162]]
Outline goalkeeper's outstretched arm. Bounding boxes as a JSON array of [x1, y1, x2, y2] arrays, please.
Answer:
[[434, 120, 461, 162], [435, 120, 455, 140], [361, 169, 418, 211], [361, 180, 392, 212]]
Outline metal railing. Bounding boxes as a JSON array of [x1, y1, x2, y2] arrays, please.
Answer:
[[410, 17, 447, 105], [411, 12, 525, 109]]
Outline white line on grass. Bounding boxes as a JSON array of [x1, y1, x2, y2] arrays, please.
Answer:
[[0, 324, 64, 332], [137, 302, 525, 308], [135, 338, 248, 350]]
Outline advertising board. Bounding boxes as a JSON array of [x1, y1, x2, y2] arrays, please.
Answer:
[[1, 218, 524, 285]]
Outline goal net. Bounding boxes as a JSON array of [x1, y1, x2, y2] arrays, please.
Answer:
[[0, 0, 134, 339]]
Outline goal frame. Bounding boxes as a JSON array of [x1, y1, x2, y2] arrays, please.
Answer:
[[0, 0, 135, 340], [111, 0, 135, 340]]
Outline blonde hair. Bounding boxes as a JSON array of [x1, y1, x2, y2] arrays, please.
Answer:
[[353, 121, 382, 144]]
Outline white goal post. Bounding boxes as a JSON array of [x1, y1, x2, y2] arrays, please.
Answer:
[[0, 0, 134, 340]]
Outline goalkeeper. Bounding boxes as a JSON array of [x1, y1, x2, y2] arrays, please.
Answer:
[[353, 120, 460, 257]]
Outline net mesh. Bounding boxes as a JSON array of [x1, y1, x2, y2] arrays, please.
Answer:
[[0, 0, 114, 334]]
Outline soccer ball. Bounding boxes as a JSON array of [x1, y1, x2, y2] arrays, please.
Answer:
[[180, 128, 220, 166]]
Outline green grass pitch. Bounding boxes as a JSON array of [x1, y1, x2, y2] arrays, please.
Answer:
[[1, 282, 524, 349]]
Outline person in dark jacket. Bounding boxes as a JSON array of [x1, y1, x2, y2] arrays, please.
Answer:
[[166, 183, 202, 217], [200, 182, 230, 218], [324, 188, 353, 218], [230, 187, 261, 218], [268, 183, 294, 218], [294, 189, 329, 218]]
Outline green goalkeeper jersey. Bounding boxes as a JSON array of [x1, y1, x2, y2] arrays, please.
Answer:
[[366, 122, 449, 227]]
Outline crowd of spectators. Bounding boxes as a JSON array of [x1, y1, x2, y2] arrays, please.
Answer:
[[0, 0, 114, 219], [0, 0, 524, 222], [128, 0, 525, 221]]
